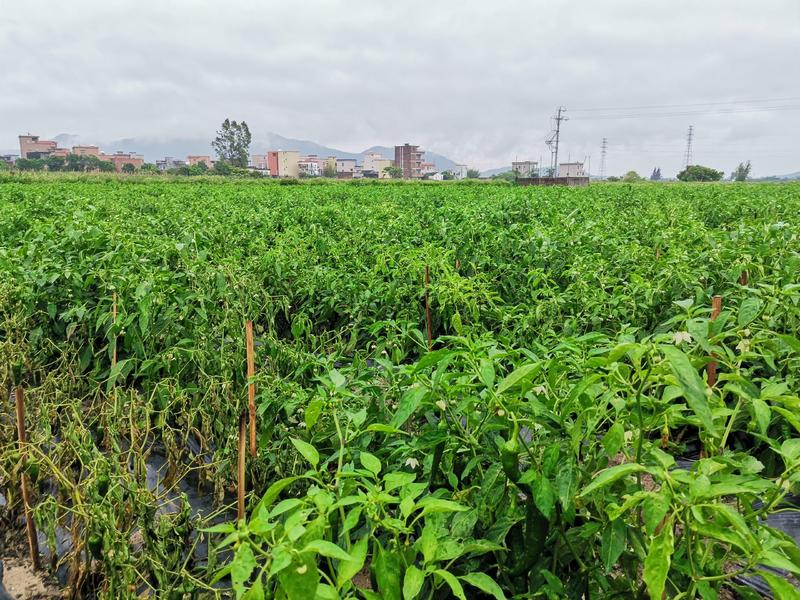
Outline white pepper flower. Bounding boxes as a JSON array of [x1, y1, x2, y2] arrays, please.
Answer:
[[673, 331, 692, 345]]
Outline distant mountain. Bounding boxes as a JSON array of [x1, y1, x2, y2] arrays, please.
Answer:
[[776, 171, 800, 180], [480, 167, 510, 177], [261, 134, 461, 172], [21, 131, 464, 172], [95, 132, 464, 171]]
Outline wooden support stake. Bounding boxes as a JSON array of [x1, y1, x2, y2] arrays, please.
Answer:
[[739, 270, 748, 286], [237, 411, 246, 521], [16, 387, 40, 570], [455, 258, 460, 271], [707, 295, 723, 387], [424, 266, 433, 351], [112, 292, 118, 368], [246, 320, 257, 458]]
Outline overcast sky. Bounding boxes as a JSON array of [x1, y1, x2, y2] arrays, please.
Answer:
[[2, 0, 799, 176]]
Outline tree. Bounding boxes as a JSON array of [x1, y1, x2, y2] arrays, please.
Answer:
[[492, 171, 518, 182], [188, 162, 209, 176], [65, 153, 85, 172], [16, 158, 45, 171], [212, 119, 252, 168], [323, 164, 337, 178], [213, 161, 234, 176], [677, 165, 724, 182], [466, 168, 481, 179], [731, 161, 752, 182], [121, 163, 136, 174], [622, 170, 644, 183], [383, 165, 403, 179], [45, 155, 65, 172], [606, 175, 620, 182], [650, 167, 662, 181], [140, 163, 160, 174]]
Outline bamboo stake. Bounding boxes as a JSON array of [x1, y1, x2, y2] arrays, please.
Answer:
[[16, 386, 40, 570], [424, 266, 433, 351], [455, 258, 460, 271], [707, 295, 723, 387], [237, 412, 246, 521], [246, 320, 257, 458]]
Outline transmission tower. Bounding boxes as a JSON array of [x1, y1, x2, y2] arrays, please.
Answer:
[[684, 125, 694, 168], [599, 138, 608, 179], [545, 106, 567, 175]]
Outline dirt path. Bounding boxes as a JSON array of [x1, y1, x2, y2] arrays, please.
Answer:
[[1, 557, 61, 600]]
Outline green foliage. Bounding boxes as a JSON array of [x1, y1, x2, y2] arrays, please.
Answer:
[[466, 168, 481, 179], [212, 118, 252, 168], [732, 160, 752, 182], [491, 171, 517, 182], [121, 162, 136, 174], [383, 165, 403, 179], [15, 157, 46, 171], [678, 164, 724, 182], [45, 155, 66, 171], [1, 180, 799, 599], [622, 170, 644, 182]]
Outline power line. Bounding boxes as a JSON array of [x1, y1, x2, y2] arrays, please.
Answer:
[[570, 97, 800, 112], [570, 105, 800, 121]]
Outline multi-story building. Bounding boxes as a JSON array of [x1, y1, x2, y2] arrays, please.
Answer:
[[453, 164, 468, 180], [103, 152, 145, 172], [362, 155, 393, 178], [298, 159, 321, 177], [336, 158, 357, 175], [72, 145, 101, 157], [1, 154, 19, 167], [188, 155, 213, 169], [19, 134, 58, 159], [320, 156, 337, 176], [512, 161, 539, 178], [251, 154, 269, 170], [394, 144, 424, 179], [156, 156, 185, 171], [362, 152, 387, 174], [267, 150, 300, 178], [421, 162, 437, 177], [558, 162, 585, 177]]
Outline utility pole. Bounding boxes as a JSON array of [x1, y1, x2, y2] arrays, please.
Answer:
[[684, 125, 694, 168], [600, 138, 608, 179], [545, 106, 567, 176]]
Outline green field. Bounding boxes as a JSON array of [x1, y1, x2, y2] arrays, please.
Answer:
[[2, 178, 800, 599]]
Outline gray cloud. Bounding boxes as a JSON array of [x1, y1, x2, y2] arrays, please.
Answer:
[[2, 0, 798, 176]]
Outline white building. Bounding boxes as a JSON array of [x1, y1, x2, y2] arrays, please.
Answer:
[[429, 172, 444, 181], [512, 161, 538, 178], [453, 164, 468, 180], [336, 158, 357, 174], [362, 152, 385, 173], [298, 160, 321, 177], [558, 162, 585, 177]]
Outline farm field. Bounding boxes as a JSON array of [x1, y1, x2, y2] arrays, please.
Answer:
[[1, 178, 800, 599]]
